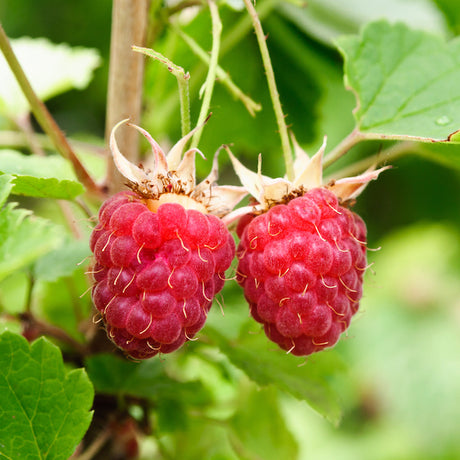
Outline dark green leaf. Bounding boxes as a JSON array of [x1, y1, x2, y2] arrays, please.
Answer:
[[207, 326, 344, 425], [85, 353, 211, 406], [337, 20, 460, 143], [0, 331, 93, 460]]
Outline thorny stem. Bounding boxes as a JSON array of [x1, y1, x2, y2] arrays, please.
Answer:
[[0, 23, 102, 197], [190, 0, 222, 149], [132, 45, 191, 136], [243, 0, 294, 181], [173, 26, 261, 116]]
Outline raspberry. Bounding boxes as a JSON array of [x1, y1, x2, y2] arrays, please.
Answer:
[[90, 191, 235, 359], [236, 187, 367, 356], [90, 120, 247, 359]]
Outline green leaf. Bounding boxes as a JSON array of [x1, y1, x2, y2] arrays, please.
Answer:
[[207, 326, 344, 425], [85, 354, 210, 406], [0, 203, 63, 282], [0, 331, 93, 460], [0, 173, 14, 207], [33, 238, 91, 282], [0, 37, 100, 117], [337, 20, 460, 143], [0, 150, 76, 179], [229, 386, 298, 460], [10, 175, 84, 200], [280, 0, 447, 46], [0, 150, 84, 199]]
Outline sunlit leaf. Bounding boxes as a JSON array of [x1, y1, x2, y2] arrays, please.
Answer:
[[0, 203, 63, 282], [0, 331, 93, 459], [33, 238, 91, 282], [0, 37, 101, 117], [337, 20, 460, 143], [230, 386, 298, 460], [280, 0, 447, 46], [0, 173, 14, 207]]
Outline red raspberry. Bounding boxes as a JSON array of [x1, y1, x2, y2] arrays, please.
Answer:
[[90, 190, 235, 359], [236, 187, 367, 356]]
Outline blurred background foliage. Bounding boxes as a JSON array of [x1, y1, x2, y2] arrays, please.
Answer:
[[1, 0, 460, 459]]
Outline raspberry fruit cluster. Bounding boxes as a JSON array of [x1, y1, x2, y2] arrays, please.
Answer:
[[90, 191, 234, 359], [236, 188, 367, 356]]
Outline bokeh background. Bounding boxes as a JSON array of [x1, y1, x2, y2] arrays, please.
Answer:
[[1, 1, 460, 458]]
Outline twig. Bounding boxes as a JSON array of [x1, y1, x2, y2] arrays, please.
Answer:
[[132, 45, 191, 136], [323, 128, 365, 169], [105, 0, 149, 194], [20, 312, 89, 355], [173, 26, 261, 116], [73, 425, 111, 460], [190, 0, 222, 149], [0, 23, 102, 197], [242, 0, 293, 180]]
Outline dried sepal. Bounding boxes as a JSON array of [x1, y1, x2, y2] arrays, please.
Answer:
[[226, 136, 389, 215], [109, 120, 247, 217]]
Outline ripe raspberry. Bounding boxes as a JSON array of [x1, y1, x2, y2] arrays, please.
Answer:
[[236, 188, 366, 356], [226, 139, 388, 357], [90, 121, 245, 359]]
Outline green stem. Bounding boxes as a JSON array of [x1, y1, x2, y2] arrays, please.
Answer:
[[323, 128, 365, 169], [190, 0, 222, 149], [323, 140, 415, 181], [173, 25, 261, 116], [132, 45, 191, 136], [243, 0, 293, 181], [0, 23, 102, 197]]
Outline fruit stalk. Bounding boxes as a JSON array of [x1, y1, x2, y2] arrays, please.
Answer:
[[243, 0, 293, 181], [190, 0, 222, 149]]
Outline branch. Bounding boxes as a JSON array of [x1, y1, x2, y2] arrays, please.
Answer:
[[105, 0, 149, 194], [0, 23, 102, 197]]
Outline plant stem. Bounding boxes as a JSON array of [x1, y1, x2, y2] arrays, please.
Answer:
[[132, 45, 191, 136], [173, 26, 261, 116], [243, 0, 293, 181], [20, 312, 89, 355], [190, 0, 222, 149], [323, 128, 365, 169], [324, 140, 416, 181], [105, 0, 149, 194], [0, 23, 102, 197]]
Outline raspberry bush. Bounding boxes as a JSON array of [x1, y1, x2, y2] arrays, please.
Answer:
[[1, 2, 460, 459]]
